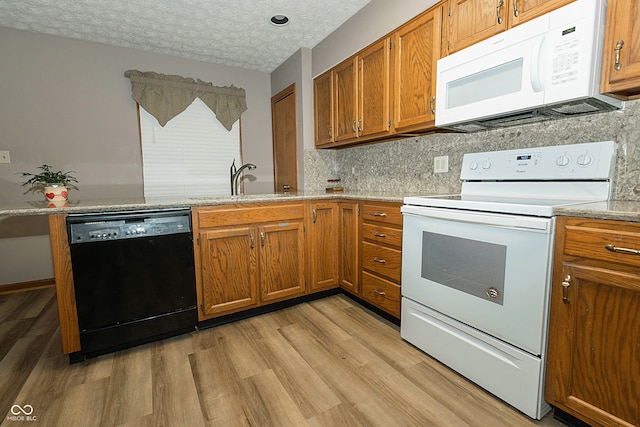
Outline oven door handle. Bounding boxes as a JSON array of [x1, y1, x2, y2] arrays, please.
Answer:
[[401, 205, 551, 232]]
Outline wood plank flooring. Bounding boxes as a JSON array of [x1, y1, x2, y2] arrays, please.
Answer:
[[0, 288, 565, 426]]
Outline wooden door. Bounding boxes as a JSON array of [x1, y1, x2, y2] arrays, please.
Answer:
[[308, 202, 339, 292], [334, 57, 358, 143], [259, 221, 305, 302], [358, 38, 391, 140], [313, 70, 334, 147], [338, 202, 360, 294], [601, 0, 640, 98], [509, 0, 575, 26], [271, 84, 298, 193], [546, 263, 640, 427], [446, 0, 508, 54], [394, 7, 442, 133], [198, 226, 258, 318]]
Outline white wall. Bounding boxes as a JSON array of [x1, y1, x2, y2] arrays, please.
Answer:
[[0, 27, 273, 285]]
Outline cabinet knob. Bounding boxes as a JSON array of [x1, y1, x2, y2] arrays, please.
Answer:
[[561, 274, 571, 304]]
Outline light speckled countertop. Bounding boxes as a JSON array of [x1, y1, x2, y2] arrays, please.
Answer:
[[0, 191, 408, 217], [555, 200, 640, 222], [3, 192, 640, 222]]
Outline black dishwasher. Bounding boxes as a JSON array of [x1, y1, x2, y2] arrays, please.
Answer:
[[67, 208, 197, 360]]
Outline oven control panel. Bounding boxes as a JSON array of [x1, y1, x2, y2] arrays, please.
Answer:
[[460, 141, 616, 181]]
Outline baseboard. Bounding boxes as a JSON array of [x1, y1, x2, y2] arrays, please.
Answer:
[[0, 278, 55, 295]]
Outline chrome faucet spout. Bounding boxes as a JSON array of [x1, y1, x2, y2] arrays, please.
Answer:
[[230, 160, 257, 195]]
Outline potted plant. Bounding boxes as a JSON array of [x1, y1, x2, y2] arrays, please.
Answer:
[[20, 164, 78, 202]]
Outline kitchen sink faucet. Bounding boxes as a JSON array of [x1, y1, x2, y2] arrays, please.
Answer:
[[230, 159, 256, 195]]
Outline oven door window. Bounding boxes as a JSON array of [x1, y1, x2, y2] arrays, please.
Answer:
[[422, 232, 506, 305]]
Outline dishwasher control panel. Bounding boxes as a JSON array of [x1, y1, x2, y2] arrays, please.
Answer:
[[67, 209, 191, 244]]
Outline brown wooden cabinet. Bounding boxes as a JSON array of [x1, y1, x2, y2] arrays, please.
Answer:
[[332, 39, 392, 145], [545, 216, 640, 427], [307, 202, 339, 292], [393, 5, 443, 133], [313, 69, 334, 147], [600, 0, 640, 99], [193, 203, 306, 320], [359, 202, 403, 318], [314, 2, 444, 148], [338, 201, 360, 294], [444, 0, 574, 54]]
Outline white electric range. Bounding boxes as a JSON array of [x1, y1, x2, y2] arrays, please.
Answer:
[[400, 141, 617, 419]]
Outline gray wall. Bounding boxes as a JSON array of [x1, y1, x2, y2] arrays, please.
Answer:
[[0, 27, 273, 284]]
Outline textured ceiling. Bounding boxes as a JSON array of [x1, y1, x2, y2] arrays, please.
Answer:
[[0, 0, 372, 73]]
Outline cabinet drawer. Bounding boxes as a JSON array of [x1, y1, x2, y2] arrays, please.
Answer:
[[564, 221, 640, 268], [362, 223, 402, 247], [361, 271, 401, 318], [195, 203, 304, 228], [361, 203, 402, 226], [362, 241, 401, 282]]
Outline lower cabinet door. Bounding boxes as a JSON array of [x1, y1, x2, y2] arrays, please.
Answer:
[[198, 226, 259, 318], [260, 221, 306, 303]]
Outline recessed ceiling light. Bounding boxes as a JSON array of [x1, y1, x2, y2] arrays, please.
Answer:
[[270, 14, 289, 26]]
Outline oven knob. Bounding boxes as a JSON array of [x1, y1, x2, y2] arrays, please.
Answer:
[[556, 155, 571, 167], [577, 153, 593, 167], [469, 161, 479, 170], [482, 160, 492, 170]]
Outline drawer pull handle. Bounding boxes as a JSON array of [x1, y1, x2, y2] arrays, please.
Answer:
[[312, 209, 317, 224], [561, 274, 571, 304], [373, 232, 387, 238], [249, 233, 255, 249], [373, 257, 386, 264], [373, 288, 386, 296], [373, 212, 387, 217], [605, 244, 640, 255], [260, 232, 265, 247]]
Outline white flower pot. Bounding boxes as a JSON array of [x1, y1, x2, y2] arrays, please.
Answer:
[[44, 184, 69, 202]]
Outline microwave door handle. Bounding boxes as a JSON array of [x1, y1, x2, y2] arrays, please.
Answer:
[[530, 35, 546, 92]]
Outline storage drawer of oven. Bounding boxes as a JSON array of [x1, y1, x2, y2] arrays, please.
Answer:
[[362, 223, 402, 247], [564, 221, 640, 268], [361, 271, 400, 318], [362, 241, 401, 282], [362, 204, 402, 226]]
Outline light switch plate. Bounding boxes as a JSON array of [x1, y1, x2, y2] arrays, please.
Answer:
[[0, 151, 10, 164], [434, 155, 448, 173]]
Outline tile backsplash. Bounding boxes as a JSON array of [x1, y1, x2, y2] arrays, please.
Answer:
[[305, 99, 640, 201]]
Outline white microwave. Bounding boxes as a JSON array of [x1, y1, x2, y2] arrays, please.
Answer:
[[435, 0, 622, 132]]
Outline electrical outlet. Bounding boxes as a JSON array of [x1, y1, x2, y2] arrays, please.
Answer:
[[0, 151, 10, 164], [434, 155, 448, 173]]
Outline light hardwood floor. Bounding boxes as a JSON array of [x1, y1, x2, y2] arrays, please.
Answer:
[[0, 288, 565, 427]]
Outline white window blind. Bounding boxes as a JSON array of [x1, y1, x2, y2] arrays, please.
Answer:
[[139, 98, 240, 198]]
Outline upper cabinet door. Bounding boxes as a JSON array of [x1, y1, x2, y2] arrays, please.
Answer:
[[334, 57, 359, 143], [601, 0, 640, 99], [445, 0, 575, 55], [509, 0, 574, 26], [446, 0, 508, 54], [313, 70, 334, 147], [358, 38, 391, 140], [394, 6, 443, 133]]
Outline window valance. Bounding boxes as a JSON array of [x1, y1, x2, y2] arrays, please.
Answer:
[[124, 70, 247, 131]]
